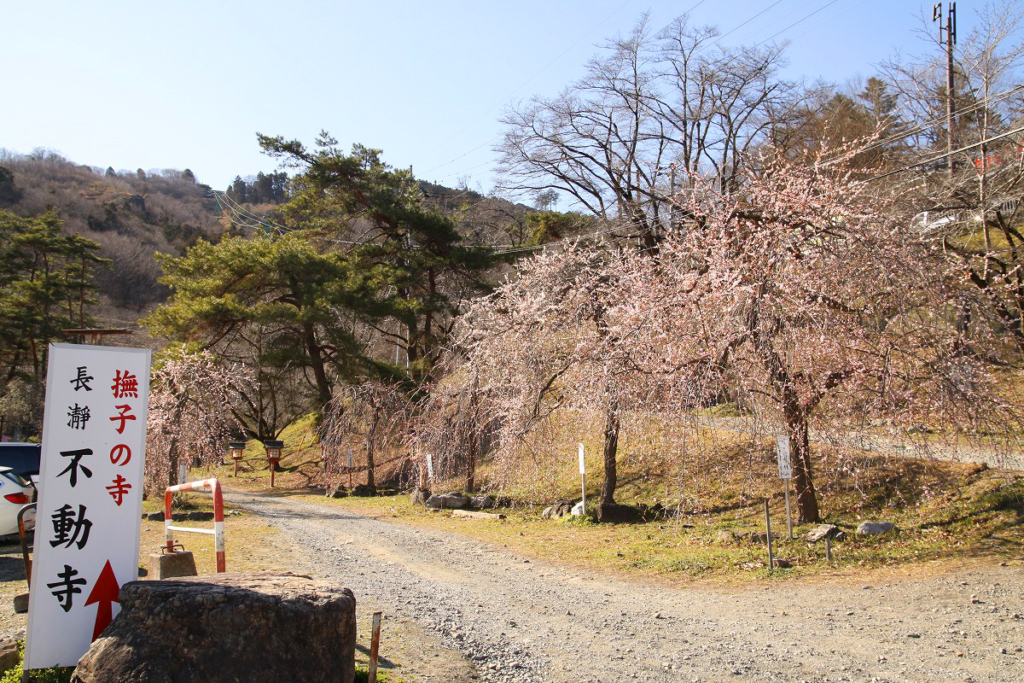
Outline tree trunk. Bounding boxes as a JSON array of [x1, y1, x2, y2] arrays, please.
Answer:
[[302, 322, 332, 408], [601, 403, 620, 507], [466, 376, 479, 493], [784, 395, 820, 523], [366, 412, 377, 490], [465, 430, 477, 493], [168, 434, 180, 488]]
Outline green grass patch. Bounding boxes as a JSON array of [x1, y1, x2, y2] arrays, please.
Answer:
[[1, 642, 73, 683]]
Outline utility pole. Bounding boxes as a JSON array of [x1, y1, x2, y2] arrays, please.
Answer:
[[934, 2, 957, 181]]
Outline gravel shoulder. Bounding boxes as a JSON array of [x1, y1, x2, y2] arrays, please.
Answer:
[[225, 489, 1024, 683]]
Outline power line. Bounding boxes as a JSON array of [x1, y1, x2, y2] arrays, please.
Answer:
[[863, 124, 1024, 183], [425, 0, 784, 185], [430, 0, 854, 187], [773, 0, 868, 46], [416, 0, 639, 171], [713, 0, 787, 45], [819, 83, 1024, 167], [750, 0, 846, 49]]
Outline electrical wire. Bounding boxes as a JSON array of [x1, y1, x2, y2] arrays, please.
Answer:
[[429, 0, 855, 187], [862, 124, 1024, 183], [416, 0, 640, 172], [749, 0, 845, 49], [818, 83, 1024, 167]]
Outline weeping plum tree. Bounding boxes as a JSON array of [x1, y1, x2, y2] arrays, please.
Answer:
[[456, 245, 642, 512], [463, 142, 1022, 523], [610, 146, 1023, 523], [145, 349, 246, 493], [414, 367, 495, 494], [320, 381, 411, 492]]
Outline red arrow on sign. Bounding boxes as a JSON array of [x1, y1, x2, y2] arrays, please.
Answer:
[[84, 560, 120, 641]]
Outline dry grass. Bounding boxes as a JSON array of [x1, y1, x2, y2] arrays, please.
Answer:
[[184, 412, 1024, 586]]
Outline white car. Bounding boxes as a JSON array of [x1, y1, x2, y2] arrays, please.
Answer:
[[0, 466, 35, 536]]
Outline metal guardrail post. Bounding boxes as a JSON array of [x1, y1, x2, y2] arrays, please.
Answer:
[[17, 504, 36, 588]]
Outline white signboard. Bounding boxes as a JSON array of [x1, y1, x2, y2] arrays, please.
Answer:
[[26, 344, 151, 669], [426, 452, 434, 480], [776, 435, 792, 480], [578, 443, 586, 475], [346, 448, 354, 469]]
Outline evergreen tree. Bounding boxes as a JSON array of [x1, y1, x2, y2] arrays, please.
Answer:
[[0, 209, 107, 434], [0, 167, 21, 206], [259, 133, 497, 380], [146, 231, 388, 412]]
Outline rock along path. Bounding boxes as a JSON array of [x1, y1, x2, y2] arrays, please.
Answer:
[[225, 490, 1024, 683]]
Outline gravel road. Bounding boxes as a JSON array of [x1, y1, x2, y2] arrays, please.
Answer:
[[225, 490, 1024, 683], [698, 417, 1024, 471]]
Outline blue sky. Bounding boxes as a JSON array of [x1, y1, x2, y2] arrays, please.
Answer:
[[0, 1, 983, 197]]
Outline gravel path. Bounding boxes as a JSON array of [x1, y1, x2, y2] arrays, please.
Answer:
[[698, 417, 1024, 471], [225, 490, 1024, 683]]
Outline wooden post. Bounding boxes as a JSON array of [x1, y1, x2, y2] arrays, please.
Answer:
[[784, 480, 793, 540], [368, 611, 383, 683], [826, 536, 833, 565], [347, 448, 354, 487], [765, 499, 774, 571], [578, 443, 586, 514]]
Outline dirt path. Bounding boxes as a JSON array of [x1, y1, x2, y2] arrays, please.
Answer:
[[225, 490, 1024, 683]]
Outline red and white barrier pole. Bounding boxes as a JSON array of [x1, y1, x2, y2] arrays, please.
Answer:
[[164, 478, 226, 573]]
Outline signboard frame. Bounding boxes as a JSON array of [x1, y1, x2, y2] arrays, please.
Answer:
[[775, 435, 792, 480], [25, 344, 151, 669]]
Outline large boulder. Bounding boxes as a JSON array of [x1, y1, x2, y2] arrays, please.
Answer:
[[0, 636, 19, 672], [541, 500, 576, 520], [409, 488, 431, 506], [857, 521, 897, 536], [425, 492, 469, 509], [71, 572, 355, 683], [325, 484, 349, 499], [597, 503, 642, 523], [806, 524, 845, 543], [469, 495, 495, 509]]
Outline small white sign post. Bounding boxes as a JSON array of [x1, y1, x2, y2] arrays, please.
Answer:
[[578, 443, 586, 513], [426, 452, 434, 481], [26, 344, 151, 670], [776, 435, 793, 540]]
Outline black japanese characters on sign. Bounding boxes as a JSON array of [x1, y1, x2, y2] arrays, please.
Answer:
[[46, 565, 87, 613], [66, 404, 90, 430], [50, 504, 93, 550], [57, 449, 93, 488], [70, 367, 93, 392]]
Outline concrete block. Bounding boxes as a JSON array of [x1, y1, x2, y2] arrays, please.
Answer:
[[149, 550, 198, 579]]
